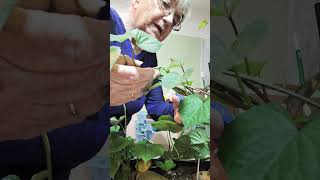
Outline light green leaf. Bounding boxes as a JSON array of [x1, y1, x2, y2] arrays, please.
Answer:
[[191, 144, 210, 159], [110, 33, 130, 43], [231, 20, 268, 58], [220, 103, 320, 180], [132, 141, 165, 162], [110, 125, 120, 132], [127, 29, 162, 53], [151, 120, 183, 133], [182, 68, 193, 80], [0, 0, 20, 30], [161, 72, 182, 89], [179, 96, 210, 128], [181, 81, 193, 86], [230, 61, 267, 77], [110, 46, 121, 70], [155, 160, 176, 171], [108, 133, 134, 153], [1, 175, 21, 180], [168, 59, 182, 69], [198, 20, 208, 30]]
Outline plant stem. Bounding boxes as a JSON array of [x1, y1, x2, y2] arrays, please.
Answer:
[[167, 131, 171, 150], [123, 104, 128, 132], [181, 84, 210, 96], [228, 15, 251, 76], [41, 133, 52, 180], [234, 71, 252, 106], [196, 158, 200, 180]]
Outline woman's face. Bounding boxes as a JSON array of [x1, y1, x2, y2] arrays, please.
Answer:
[[131, 0, 183, 42]]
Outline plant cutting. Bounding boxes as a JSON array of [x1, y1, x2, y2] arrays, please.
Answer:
[[109, 28, 211, 180]]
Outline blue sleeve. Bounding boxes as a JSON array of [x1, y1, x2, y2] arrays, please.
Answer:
[[145, 86, 174, 121]]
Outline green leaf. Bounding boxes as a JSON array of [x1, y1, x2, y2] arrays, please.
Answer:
[[110, 33, 130, 43], [179, 96, 210, 128], [182, 68, 193, 80], [114, 163, 131, 180], [168, 59, 182, 69], [110, 125, 120, 132], [158, 115, 174, 121], [110, 46, 121, 70], [189, 129, 210, 159], [198, 20, 208, 30], [230, 61, 267, 77], [189, 128, 209, 145], [172, 135, 194, 159], [132, 141, 165, 162], [220, 103, 320, 180], [110, 154, 122, 179], [155, 160, 176, 171], [161, 72, 182, 89], [30, 170, 48, 180], [181, 81, 193, 86], [108, 133, 134, 153], [231, 20, 268, 58], [1, 175, 21, 180], [0, 0, 20, 30], [151, 120, 183, 133], [127, 29, 162, 53]]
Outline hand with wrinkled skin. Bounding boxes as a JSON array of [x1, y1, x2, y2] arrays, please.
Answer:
[[172, 95, 182, 125], [110, 57, 160, 106]]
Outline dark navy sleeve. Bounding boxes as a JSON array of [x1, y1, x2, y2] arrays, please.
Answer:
[[142, 53, 174, 120]]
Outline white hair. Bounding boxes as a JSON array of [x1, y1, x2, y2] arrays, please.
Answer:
[[176, 0, 192, 21]]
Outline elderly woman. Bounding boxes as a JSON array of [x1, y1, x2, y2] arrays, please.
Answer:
[[110, 0, 191, 124]]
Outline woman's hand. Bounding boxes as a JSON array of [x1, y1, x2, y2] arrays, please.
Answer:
[[172, 95, 182, 125], [110, 58, 160, 106]]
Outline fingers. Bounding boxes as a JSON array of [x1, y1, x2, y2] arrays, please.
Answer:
[[172, 95, 180, 109], [110, 91, 143, 106], [111, 64, 159, 84], [115, 55, 143, 67]]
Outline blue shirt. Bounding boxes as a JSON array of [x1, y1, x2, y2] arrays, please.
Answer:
[[110, 8, 174, 120]]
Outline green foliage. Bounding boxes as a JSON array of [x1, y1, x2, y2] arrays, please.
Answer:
[[179, 95, 210, 128], [172, 135, 194, 159], [109, 132, 134, 153], [155, 159, 176, 171], [110, 46, 121, 70], [131, 141, 165, 162], [110, 29, 162, 53], [220, 103, 320, 180], [230, 61, 267, 77], [161, 72, 183, 89], [198, 20, 208, 30], [151, 120, 183, 133]]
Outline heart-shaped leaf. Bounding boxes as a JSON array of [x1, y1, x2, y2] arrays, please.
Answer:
[[179, 96, 210, 128], [127, 29, 162, 53], [151, 120, 183, 133], [132, 141, 165, 162], [155, 159, 176, 171], [189, 128, 209, 145], [108, 133, 134, 153], [172, 135, 194, 159], [220, 103, 320, 180], [161, 72, 182, 89], [110, 33, 130, 43]]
